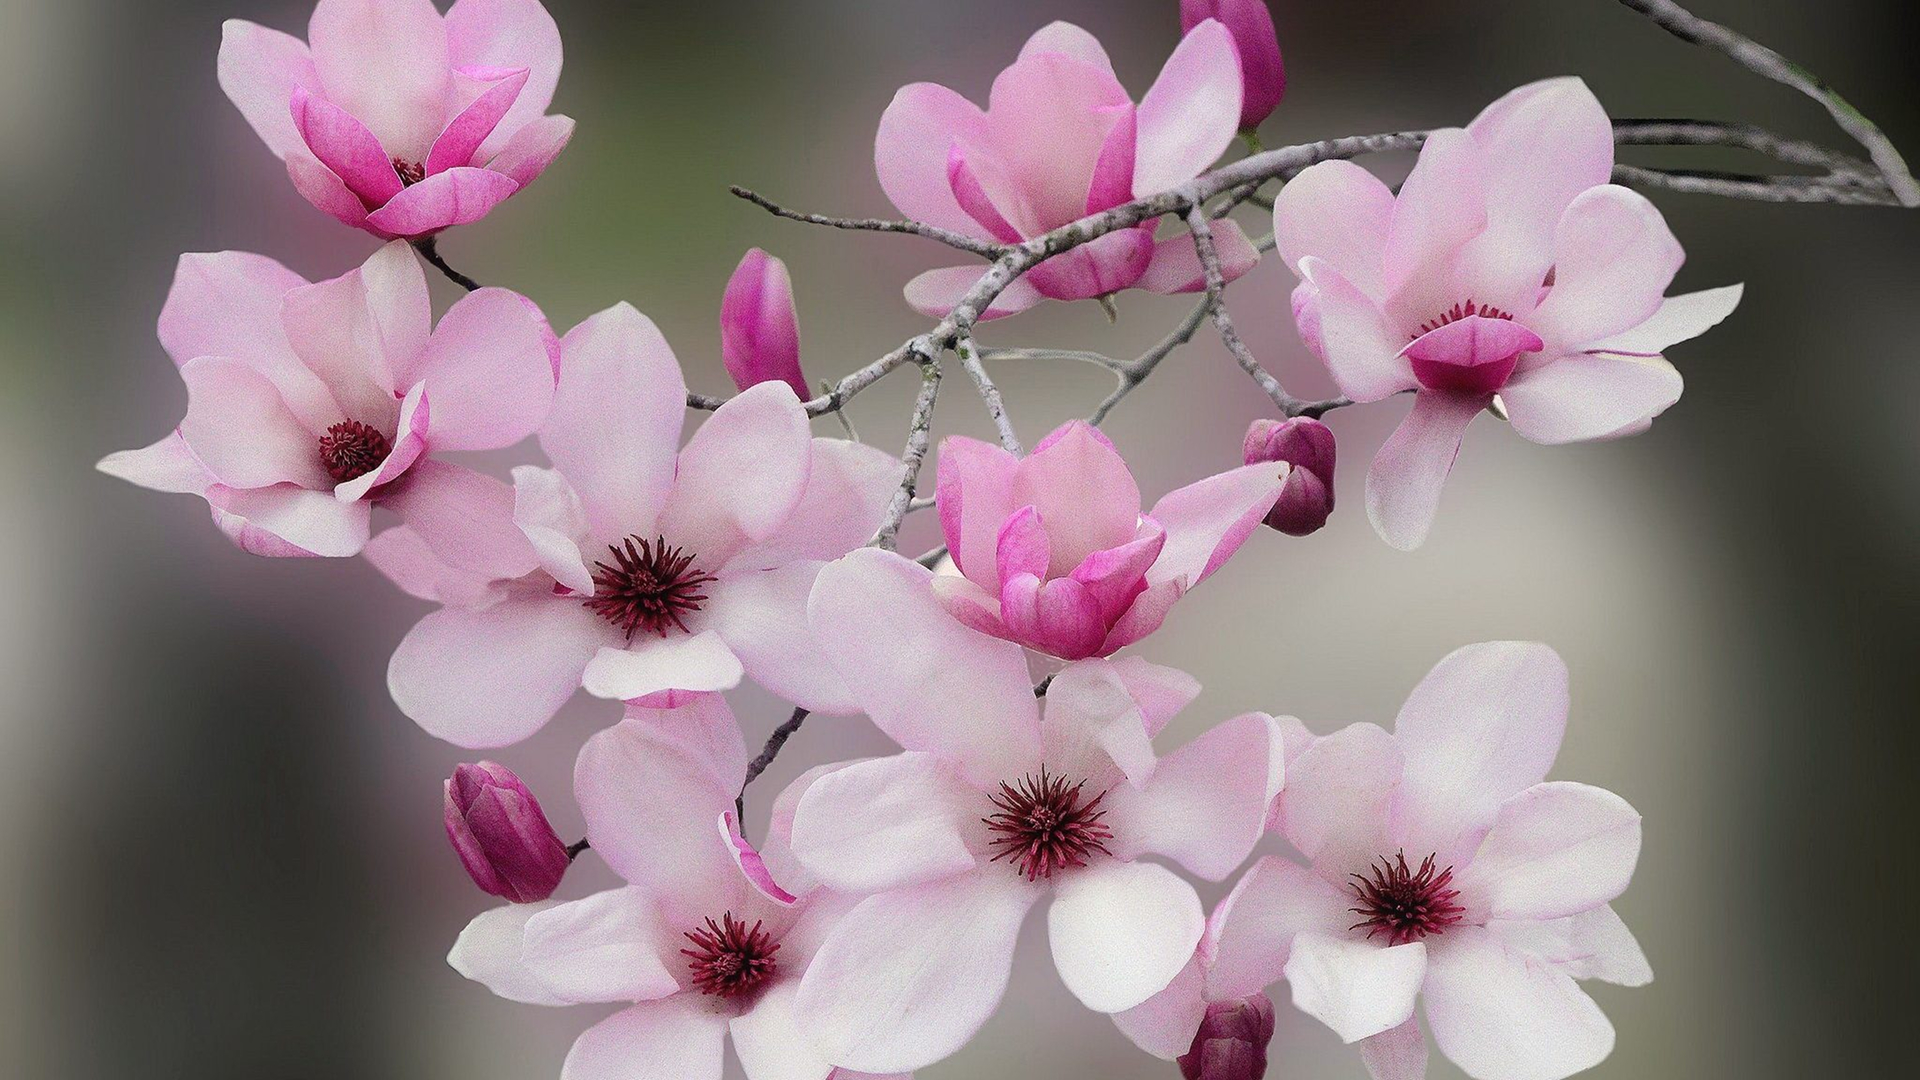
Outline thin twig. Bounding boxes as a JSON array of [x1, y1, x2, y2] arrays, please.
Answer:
[[1187, 206, 1312, 417], [955, 332, 1021, 454], [872, 356, 942, 551], [736, 708, 811, 820], [732, 186, 1006, 258], [413, 236, 482, 292]]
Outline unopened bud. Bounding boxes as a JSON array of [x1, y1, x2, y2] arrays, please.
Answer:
[[444, 761, 571, 903], [1178, 994, 1276, 1080], [1243, 417, 1336, 536]]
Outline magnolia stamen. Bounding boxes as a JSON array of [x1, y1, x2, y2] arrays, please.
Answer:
[[1347, 850, 1466, 946], [983, 768, 1114, 881], [680, 912, 780, 998], [583, 536, 718, 640], [317, 420, 392, 482]]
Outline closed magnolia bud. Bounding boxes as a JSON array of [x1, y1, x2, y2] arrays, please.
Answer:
[[1180, 0, 1286, 130], [1178, 994, 1276, 1080], [721, 248, 810, 398], [1244, 417, 1336, 536], [444, 761, 571, 903]]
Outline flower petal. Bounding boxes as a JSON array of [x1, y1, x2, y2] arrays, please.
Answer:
[[97, 432, 212, 496], [1359, 1017, 1429, 1080], [720, 249, 809, 398], [1145, 462, 1286, 588], [1382, 128, 1488, 301], [562, 996, 730, 1080], [581, 632, 745, 703], [1364, 390, 1483, 552], [936, 435, 1020, 589], [1015, 422, 1141, 574], [790, 753, 981, 895], [656, 381, 811, 564], [1049, 859, 1206, 1013], [1584, 284, 1743, 357], [207, 483, 371, 558], [733, 438, 901, 568], [704, 563, 861, 714], [1453, 782, 1641, 921], [1280, 722, 1401, 877], [447, 901, 569, 1006], [444, 0, 564, 159], [426, 67, 530, 175], [1501, 353, 1684, 446], [1112, 956, 1208, 1059], [522, 887, 680, 1005], [290, 88, 405, 208], [388, 596, 608, 747], [363, 166, 521, 236], [1274, 160, 1394, 301], [1467, 77, 1615, 281], [875, 83, 993, 236], [903, 266, 1046, 321], [1136, 218, 1262, 294], [730, 981, 835, 1080], [381, 458, 540, 579], [218, 20, 321, 159], [484, 113, 575, 186], [307, 0, 452, 161], [1205, 856, 1351, 1001], [178, 356, 330, 490], [1296, 257, 1417, 402], [364, 525, 503, 606], [404, 287, 555, 450], [1133, 19, 1243, 196], [1285, 932, 1427, 1044], [1423, 926, 1614, 1080], [1105, 712, 1281, 881], [1529, 186, 1684, 353]]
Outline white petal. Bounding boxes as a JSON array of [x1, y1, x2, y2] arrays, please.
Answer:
[[1048, 860, 1205, 1013], [1284, 932, 1427, 1044]]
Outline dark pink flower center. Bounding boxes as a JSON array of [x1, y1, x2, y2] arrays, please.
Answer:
[[983, 768, 1114, 881], [1413, 299, 1515, 338], [681, 912, 780, 999], [583, 535, 718, 640], [1348, 851, 1466, 946], [393, 158, 426, 187], [317, 420, 392, 482]]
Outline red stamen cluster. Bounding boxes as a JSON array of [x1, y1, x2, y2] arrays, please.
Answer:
[[983, 768, 1114, 881], [393, 158, 426, 187], [317, 420, 392, 482], [583, 536, 718, 640], [1348, 851, 1466, 946], [681, 913, 780, 999], [1414, 299, 1516, 338]]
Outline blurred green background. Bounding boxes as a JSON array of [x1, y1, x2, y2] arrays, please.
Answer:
[[2, 1, 1914, 1076]]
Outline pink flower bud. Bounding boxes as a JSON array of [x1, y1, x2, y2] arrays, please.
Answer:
[[444, 761, 571, 903], [720, 248, 809, 398], [1243, 417, 1336, 536], [1178, 994, 1276, 1080], [1181, 1, 1287, 130]]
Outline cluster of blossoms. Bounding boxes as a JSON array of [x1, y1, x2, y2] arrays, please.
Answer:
[[115, 1, 1902, 1078]]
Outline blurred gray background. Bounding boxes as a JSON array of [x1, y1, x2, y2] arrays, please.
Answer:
[[2, 0, 1914, 1076]]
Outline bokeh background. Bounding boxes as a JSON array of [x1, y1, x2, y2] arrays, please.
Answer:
[[2, 0, 1915, 1076]]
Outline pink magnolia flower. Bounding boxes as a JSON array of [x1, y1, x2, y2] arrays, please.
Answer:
[[1274, 78, 1742, 549], [781, 548, 1287, 1074], [377, 303, 900, 747], [1123, 642, 1650, 1080], [877, 20, 1260, 320], [1180, 0, 1286, 131], [219, 0, 573, 239], [99, 242, 556, 559], [444, 761, 572, 903], [1242, 417, 1336, 537], [721, 249, 809, 398], [932, 421, 1286, 660], [449, 694, 911, 1080]]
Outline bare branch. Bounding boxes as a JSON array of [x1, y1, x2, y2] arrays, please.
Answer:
[[871, 356, 942, 551], [1186, 206, 1317, 418], [955, 332, 1021, 453], [732, 185, 1006, 258], [737, 708, 811, 821], [413, 236, 481, 292]]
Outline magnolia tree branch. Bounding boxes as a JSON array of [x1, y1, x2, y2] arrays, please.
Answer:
[[414, 237, 482, 292], [738, 708, 811, 822], [955, 332, 1022, 453], [872, 357, 942, 551], [731, 186, 1006, 258]]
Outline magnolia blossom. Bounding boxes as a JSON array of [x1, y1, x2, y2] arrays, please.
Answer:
[[449, 695, 909, 1080], [1125, 642, 1649, 1080], [1180, 0, 1286, 131], [376, 303, 900, 747], [781, 549, 1286, 1073], [219, 0, 573, 239], [721, 249, 809, 397], [1275, 78, 1742, 549], [99, 242, 555, 558], [444, 761, 572, 903], [877, 20, 1259, 319], [933, 421, 1286, 659]]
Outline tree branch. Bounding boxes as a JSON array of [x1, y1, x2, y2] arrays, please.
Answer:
[[955, 332, 1021, 453], [872, 356, 942, 551], [413, 236, 482, 292], [737, 707, 811, 821], [732, 186, 1006, 258]]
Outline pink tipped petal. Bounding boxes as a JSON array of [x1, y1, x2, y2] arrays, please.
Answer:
[[1530, 186, 1685, 352], [1297, 258, 1417, 401], [485, 113, 574, 186], [1452, 782, 1641, 921], [206, 484, 371, 558], [580, 632, 745, 703], [1134, 19, 1243, 196], [1001, 574, 1109, 660], [543, 303, 686, 540], [522, 888, 682, 1006], [794, 870, 1039, 1074], [409, 288, 555, 450], [1136, 218, 1261, 294], [809, 550, 1042, 785], [98, 432, 212, 496], [218, 20, 321, 160], [1280, 722, 1402, 877], [1502, 353, 1684, 445], [904, 266, 1045, 321], [1205, 856, 1351, 1001], [1423, 927, 1614, 1080], [380, 458, 539, 579], [931, 576, 1012, 641], [1586, 284, 1743, 357], [290, 88, 405, 207], [1359, 1016, 1430, 1080], [562, 997, 730, 1080], [1015, 421, 1142, 575], [1273, 161, 1394, 300], [156, 260, 336, 433], [364, 526, 502, 607], [1026, 227, 1157, 301], [738, 438, 901, 567], [1018, 21, 1117, 74], [331, 382, 427, 503], [1402, 315, 1541, 394], [1049, 860, 1206, 1013], [1145, 462, 1286, 588], [444, 0, 564, 158], [936, 435, 1020, 587], [1382, 129, 1488, 299], [388, 597, 608, 747], [287, 152, 385, 234], [703, 562, 864, 714], [364, 166, 521, 236], [447, 902, 569, 1006], [947, 141, 1029, 243], [1284, 933, 1427, 1044], [426, 66, 530, 175], [1468, 77, 1615, 268], [574, 705, 744, 896], [1070, 524, 1164, 624], [1183, 0, 1287, 129], [1105, 712, 1281, 880], [1113, 956, 1209, 1059], [875, 83, 993, 236], [307, 0, 452, 162], [720, 249, 809, 397], [1086, 106, 1138, 213], [790, 753, 981, 894], [995, 506, 1051, 582], [178, 357, 329, 490], [1364, 391, 1484, 551], [1391, 640, 1569, 860], [986, 54, 1129, 228], [721, 812, 799, 906], [1101, 578, 1185, 653]]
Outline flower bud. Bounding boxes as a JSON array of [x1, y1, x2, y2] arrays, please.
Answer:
[[444, 761, 571, 903], [1181, 1, 1287, 130], [721, 248, 809, 398], [1178, 994, 1276, 1080], [1243, 417, 1336, 536]]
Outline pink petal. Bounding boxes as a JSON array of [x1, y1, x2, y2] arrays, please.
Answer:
[[1363, 391, 1483, 551], [1279, 722, 1402, 878], [206, 483, 370, 558], [178, 356, 329, 490], [1422, 927, 1614, 1080], [307, 0, 452, 163], [380, 458, 540, 579], [363, 166, 521, 237], [875, 83, 993, 236], [1026, 226, 1156, 300], [1382, 128, 1488, 301], [387, 596, 608, 747], [1071, 523, 1164, 625], [1296, 257, 1417, 402], [1038, 656, 1167, 788], [1391, 641, 1569, 863], [721, 811, 799, 906], [1452, 782, 1641, 922], [994, 505, 1051, 582], [574, 702, 745, 898], [807, 549, 1042, 787], [1529, 185, 1685, 353], [426, 67, 530, 175], [794, 870, 1039, 1073], [948, 140, 1030, 242], [1585, 284, 1743, 357], [160, 251, 340, 426], [1101, 578, 1184, 653], [363, 525, 504, 607], [1284, 932, 1427, 1044], [703, 562, 864, 714], [1402, 314, 1542, 394], [720, 249, 809, 397], [522, 888, 682, 1006], [286, 152, 386, 235], [790, 753, 982, 894], [903, 266, 1045, 320], [408, 287, 555, 450], [447, 901, 569, 1006], [935, 435, 1020, 588], [1048, 860, 1206, 1013], [1205, 856, 1350, 1001], [1017, 21, 1117, 74], [1503, 352, 1683, 446], [1086, 105, 1138, 214], [1000, 572, 1109, 660], [97, 432, 212, 496], [1359, 1016, 1429, 1080], [541, 303, 686, 541], [1133, 19, 1243, 197], [1467, 77, 1615, 282], [1113, 956, 1209, 1059], [580, 632, 745, 703], [1104, 712, 1281, 881], [563, 997, 729, 1080], [331, 382, 427, 502], [1015, 420, 1142, 576], [483, 113, 574, 186], [1182, 0, 1287, 130], [735, 438, 901, 567], [1136, 218, 1261, 294], [1274, 160, 1395, 301], [281, 240, 432, 427], [987, 52, 1130, 229], [1145, 462, 1286, 588], [444, 0, 564, 159], [511, 465, 593, 593], [217, 20, 321, 160], [290, 88, 405, 208], [655, 381, 811, 565]]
